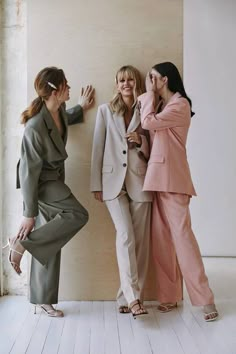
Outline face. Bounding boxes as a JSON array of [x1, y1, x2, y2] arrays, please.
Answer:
[[150, 69, 167, 93], [117, 73, 135, 99], [56, 80, 70, 102]]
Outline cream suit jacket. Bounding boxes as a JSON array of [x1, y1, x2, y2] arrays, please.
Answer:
[[138, 92, 196, 196], [17, 103, 84, 217], [90, 103, 152, 202]]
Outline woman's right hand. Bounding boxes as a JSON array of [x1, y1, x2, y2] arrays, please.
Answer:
[[145, 72, 157, 92], [14, 217, 35, 242], [93, 191, 103, 202]]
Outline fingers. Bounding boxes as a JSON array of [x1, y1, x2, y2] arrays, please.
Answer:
[[93, 191, 103, 202], [17, 229, 28, 241], [15, 218, 35, 241], [125, 132, 141, 144], [82, 85, 94, 97], [15, 226, 24, 241]]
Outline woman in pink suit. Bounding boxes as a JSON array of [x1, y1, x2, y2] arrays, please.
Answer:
[[138, 62, 218, 321]]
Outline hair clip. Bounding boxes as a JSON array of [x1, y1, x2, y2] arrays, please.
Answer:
[[47, 81, 57, 90]]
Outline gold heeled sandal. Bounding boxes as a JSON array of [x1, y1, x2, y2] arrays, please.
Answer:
[[204, 304, 219, 322], [2, 239, 24, 275], [157, 303, 177, 313], [34, 304, 64, 317]]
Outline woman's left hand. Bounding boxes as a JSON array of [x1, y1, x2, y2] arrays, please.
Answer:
[[14, 217, 35, 242], [125, 132, 142, 146], [78, 85, 95, 110]]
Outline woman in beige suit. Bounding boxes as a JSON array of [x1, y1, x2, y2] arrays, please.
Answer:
[[138, 62, 218, 322], [4, 67, 94, 317], [90, 65, 152, 317]]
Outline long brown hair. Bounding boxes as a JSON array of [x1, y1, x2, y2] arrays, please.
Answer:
[[110, 65, 144, 116], [21, 67, 67, 124]]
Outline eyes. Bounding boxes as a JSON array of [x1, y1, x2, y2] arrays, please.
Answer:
[[118, 78, 134, 83]]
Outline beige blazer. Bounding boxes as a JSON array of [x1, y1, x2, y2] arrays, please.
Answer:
[[90, 103, 152, 202], [17, 103, 84, 217], [138, 91, 196, 196]]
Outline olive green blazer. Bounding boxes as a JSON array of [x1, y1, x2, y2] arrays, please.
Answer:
[[17, 103, 84, 217]]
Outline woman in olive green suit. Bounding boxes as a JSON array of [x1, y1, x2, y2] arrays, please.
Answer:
[[4, 67, 94, 317]]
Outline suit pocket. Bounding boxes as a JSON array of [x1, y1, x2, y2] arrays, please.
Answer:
[[102, 165, 113, 173], [137, 166, 147, 175], [149, 154, 165, 163]]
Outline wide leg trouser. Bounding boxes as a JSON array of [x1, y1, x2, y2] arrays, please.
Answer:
[[21, 193, 89, 304], [105, 192, 151, 306], [152, 192, 214, 306]]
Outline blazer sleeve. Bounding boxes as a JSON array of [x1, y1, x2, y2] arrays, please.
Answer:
[[66, 104, 84, 125], [19, 127, 43, 217], [90, 106, 106, 192], [138, 92, 190, 131]]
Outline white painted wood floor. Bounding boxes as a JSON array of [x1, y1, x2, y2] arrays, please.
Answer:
[[0, 258, 236, 354]]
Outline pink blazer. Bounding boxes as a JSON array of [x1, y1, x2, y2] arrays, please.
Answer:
[[138, 91, 196, 196]]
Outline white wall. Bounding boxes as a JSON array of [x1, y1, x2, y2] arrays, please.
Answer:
[[184, 0, 236, 255], [1, 0, 28, 295]]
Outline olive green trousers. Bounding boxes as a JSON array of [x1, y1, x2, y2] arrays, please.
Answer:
[[21, 193, 89, 304]]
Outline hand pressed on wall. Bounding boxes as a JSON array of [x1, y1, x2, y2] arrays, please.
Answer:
[[78, 85, 95, 110]]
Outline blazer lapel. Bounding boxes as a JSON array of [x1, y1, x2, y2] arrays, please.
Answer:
[[59, 106, 68, 144], [113, 112, 126, 138], [127, 107, 141, 133], [41, 104, 68, 159]]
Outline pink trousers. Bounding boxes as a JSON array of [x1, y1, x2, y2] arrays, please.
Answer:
[[152, 192, 214, 306]]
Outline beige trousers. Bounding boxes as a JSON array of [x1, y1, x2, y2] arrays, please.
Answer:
[[152, 192, 214, 306], [106, 192, 151, 306]]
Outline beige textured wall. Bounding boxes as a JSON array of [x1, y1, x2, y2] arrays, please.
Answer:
[[14, 0, 182, 300]]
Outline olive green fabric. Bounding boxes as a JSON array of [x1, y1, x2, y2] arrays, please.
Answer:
[[22, 193, 88, 304]]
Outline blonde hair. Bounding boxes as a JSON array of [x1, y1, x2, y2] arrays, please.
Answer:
[[21, 67, 67, 124], [110, 65, 144, 115]]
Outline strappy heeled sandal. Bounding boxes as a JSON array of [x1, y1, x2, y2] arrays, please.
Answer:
[[34, 304, 64, 317], [204, 305, 219, 322], [129, 300, 148, 319], [118, 306, 130, 314], [157, 303, 177, 313], [2, 238, 24, 275]]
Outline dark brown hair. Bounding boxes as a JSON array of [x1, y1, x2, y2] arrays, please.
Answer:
[[21, 67, 67, 124]]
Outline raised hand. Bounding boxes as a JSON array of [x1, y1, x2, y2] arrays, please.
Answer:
[[145, 72, 157, 92], [78, 85, 95, 110]]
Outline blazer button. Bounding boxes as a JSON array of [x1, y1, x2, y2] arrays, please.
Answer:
[[123, 150, 126, 154], [123, 163, 127, 167]]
